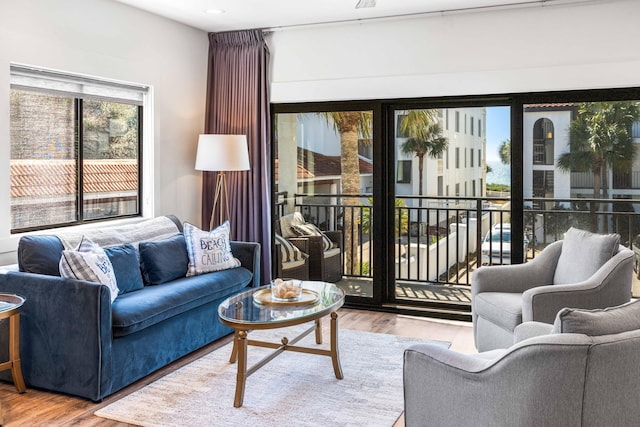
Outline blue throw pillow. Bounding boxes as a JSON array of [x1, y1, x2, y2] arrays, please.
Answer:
[[104, 244, 144, 295], [18, 235, 64, 276], [139, 234, 189, 285]]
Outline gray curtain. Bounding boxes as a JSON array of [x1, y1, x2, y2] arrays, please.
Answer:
[[202, 29, 271, 285]]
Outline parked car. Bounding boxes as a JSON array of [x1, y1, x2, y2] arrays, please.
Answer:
[[481, 223, 529, 266]]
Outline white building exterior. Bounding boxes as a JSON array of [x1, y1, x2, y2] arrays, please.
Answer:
[[395, 108, 487, 226], [523, 104, 640, 204]]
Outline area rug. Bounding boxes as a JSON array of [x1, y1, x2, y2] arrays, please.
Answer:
[[95, 325, 449, 427]]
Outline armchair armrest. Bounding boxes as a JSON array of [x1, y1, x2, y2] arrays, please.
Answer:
[[522, 247, 634, 323], [0, 271, 112, 401], [513, 321, 554, 343], [324, 230, 342, 249], [230, 241, 261, 288], [472, 241, 562, 297], [404, 335, 591, 427]]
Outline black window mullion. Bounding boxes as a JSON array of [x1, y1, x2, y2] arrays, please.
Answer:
[[76, 98, 84, 223], [138, 105, 143, 216]]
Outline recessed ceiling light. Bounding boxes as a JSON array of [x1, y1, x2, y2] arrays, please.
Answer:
[[205, 9, 225, 14]]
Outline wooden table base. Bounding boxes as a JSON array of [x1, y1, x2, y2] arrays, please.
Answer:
[[229, 311, 343, 408]]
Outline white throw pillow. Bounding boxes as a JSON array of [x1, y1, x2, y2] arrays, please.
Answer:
[[553, 227, 620, 285], [183, 221, 241, 277], [59, 236, 119, 302]]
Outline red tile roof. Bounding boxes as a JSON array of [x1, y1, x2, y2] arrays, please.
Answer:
[[298, 147, 373, 177], [10, 159, 138, 198], [274, 147, 373, 182]]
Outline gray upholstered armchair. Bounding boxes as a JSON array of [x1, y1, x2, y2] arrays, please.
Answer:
[[404, 300, 640, 427], [472, 227, 633, 351]]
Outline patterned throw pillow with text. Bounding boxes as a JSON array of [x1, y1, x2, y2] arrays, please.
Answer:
[[183, 221, 241, 277], [59, 236, 119, 302]]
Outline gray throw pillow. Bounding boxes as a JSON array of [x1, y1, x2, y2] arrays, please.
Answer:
[[552, 300, 640, 335], [553, 227, 620, 285]]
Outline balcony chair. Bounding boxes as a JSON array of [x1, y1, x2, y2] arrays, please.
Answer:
[[279, 212, 342, 283], [274, 233, 309, 281], [472, 227, 633, 352], [404, 299, 640, 427]]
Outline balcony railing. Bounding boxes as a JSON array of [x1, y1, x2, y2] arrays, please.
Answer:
[[274, 193, 640, 288]]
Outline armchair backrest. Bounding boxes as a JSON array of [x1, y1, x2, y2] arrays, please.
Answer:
[[505, 328, 640, 426]]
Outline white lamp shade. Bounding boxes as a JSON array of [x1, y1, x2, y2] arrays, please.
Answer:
[[195, 134, 250, 172]]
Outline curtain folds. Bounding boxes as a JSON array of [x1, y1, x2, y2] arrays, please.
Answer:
[[202, 29, 271, 285]]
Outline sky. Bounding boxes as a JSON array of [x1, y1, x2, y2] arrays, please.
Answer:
[[485, 106, 510, 162]]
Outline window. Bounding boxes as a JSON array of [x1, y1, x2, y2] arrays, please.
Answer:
[[478, 149, 482, 166], [472, 179, 476, 197], [532, 118, 554, 165], [478, 119, 482, 137], [464, 114, 467, 134], [455, 183, 460, 196], [471, 149, 474, 167], [10, 65, 147, 232], [445, 110, 449, 130], [464, 149, 467, 168], [455, 147, 460, 168], [470, 116, 474, 136], [397, 160, 412, 183], [455, 111, 460, 132]]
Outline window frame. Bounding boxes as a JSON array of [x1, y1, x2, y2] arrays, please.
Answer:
[[9, 64, 148, 233]]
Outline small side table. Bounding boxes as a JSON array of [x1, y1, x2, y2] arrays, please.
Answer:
[[0, 294, 26, 425]]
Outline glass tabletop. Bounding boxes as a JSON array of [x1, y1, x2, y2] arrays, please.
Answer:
[[218, 281, 344, 327], [0, 294, 25, 313]]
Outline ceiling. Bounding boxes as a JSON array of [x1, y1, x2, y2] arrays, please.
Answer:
[[112, 0, 595, 32]]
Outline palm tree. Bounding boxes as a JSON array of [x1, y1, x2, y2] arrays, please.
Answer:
[[399, 115, 448, 202], [557, 101, 640, 231], [557, 102, 639, 201], [322, 111, 372, 275], [499, 139, 510, 165]]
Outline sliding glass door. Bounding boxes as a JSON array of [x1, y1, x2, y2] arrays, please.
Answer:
[[273, 106, 376, 304], [389, 105, 512, 311]]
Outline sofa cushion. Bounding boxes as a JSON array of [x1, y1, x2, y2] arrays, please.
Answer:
[[474, 292, 523, 333], [552, 300, 640, 336], [553, 227, 620, 285], [18, 235, 64, 276], [59, 237, 119, 302], [104, 244, 144, 295], [111, 266, 253, 337], [184, 222, 240, 277], [139, 234, 189, 286]]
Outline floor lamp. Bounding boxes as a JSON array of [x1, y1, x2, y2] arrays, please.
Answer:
[[195, 134, 250, 232]]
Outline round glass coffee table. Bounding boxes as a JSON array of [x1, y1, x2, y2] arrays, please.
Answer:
[[218, 281, 345, 407]]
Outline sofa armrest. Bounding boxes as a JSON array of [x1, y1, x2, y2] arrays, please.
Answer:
[[230, 241, 261, 288], [0, 271, 112, 401], [471, 241, 562, 297]]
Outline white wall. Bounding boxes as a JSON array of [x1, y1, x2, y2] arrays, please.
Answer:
[[0, 0, 208, 264], [268, 0, 640, 103]]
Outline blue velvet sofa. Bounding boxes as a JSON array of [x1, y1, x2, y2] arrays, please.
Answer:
[[0, 216, 260, 401]]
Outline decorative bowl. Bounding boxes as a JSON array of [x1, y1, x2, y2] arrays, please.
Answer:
[[271, 278, 303, 301]]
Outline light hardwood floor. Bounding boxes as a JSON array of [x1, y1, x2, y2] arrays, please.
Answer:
[[0, 309, 475, 426]]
